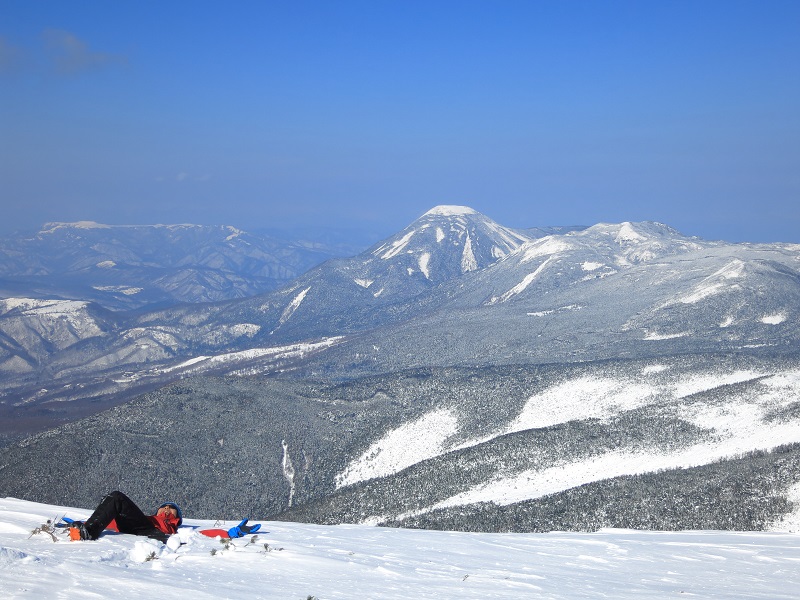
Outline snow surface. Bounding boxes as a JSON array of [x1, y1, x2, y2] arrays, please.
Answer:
[[507, 375, 658, 432], [40, 220, 110, 232], [519, 237, 571, 263], [93, 285, 143, 295], [644, 331, 689, 341], [337, 367, 800, 525], [4, 497, 800, 599], [277, 287, 310, 326], [401, 369, 800, 517], [615, 222, 646, 244], [527, 305, 582, 318], [418, 252, 431, 279], [489, 256, 555, 304], [670, 260, 745, 305], [581, 261, 603, 271], [424, 205, 477, 217], [336, 408, 458, 488], [0, 298, 89, 315], [112, 338, 344, 383], [354, 278, 374, 288], [484, 220, 530, 248], [376, 230, 416, 260], [460, 234, 478, 272], [761, 314, 787, 325]]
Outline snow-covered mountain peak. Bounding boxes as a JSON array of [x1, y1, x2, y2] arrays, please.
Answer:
[[423, 205, 478, 217], [569, 221, 707, 264], [368, 206, 533, 279], [469, 219, 747, 310], [580, 221, 684, 243], [499, 221, 693, 267], [616, 221, 647, 244]]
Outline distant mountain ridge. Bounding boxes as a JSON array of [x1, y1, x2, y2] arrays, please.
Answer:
[[0, 221, 361, 310]]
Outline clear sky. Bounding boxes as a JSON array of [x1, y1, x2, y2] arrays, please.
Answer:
[[1, 1, 798, 242]]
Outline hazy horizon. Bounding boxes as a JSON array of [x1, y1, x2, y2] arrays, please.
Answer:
[[2, 1, 798, 243]]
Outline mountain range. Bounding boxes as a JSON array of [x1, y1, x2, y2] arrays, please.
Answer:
[[0, 221, 363, 310], [1, 206, 799, 534]]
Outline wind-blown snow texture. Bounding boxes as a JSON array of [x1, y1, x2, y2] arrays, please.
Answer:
[[4, 498, 800, 600]]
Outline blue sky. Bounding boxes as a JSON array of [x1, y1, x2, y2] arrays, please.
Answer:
[[1, 1, 798, 242]]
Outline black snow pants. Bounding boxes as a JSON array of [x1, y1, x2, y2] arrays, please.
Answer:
[[84, 490, 168, 542]]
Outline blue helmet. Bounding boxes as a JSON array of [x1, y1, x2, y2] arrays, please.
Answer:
[[159, 502, 183, 526]]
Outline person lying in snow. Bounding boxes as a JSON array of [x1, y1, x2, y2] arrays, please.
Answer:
[[66, 490, 260, 542]]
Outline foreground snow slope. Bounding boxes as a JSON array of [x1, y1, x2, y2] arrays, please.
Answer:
[[3, 498, 800, 600]]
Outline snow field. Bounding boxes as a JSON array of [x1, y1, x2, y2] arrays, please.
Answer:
[[461, 233, 478, 272], [672, 260, 745, 305], [338, 367, 800, 523], [3, 498, 800, 599], [507, 375, 659, 432], [0, 298, 89, 315], [0, 298, 103, 337], [615, 222, 647, 244], [761, 314, 787, 325], [489, 256, 556, 304], [113, 338, 344, 383], [336, 409, 458, 488], [277, 286, 310, 326], [418, 252, 431, 279], [518, 237, 571, 263], [426, 369, 800, 515], [581, 261, 604, 271]]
